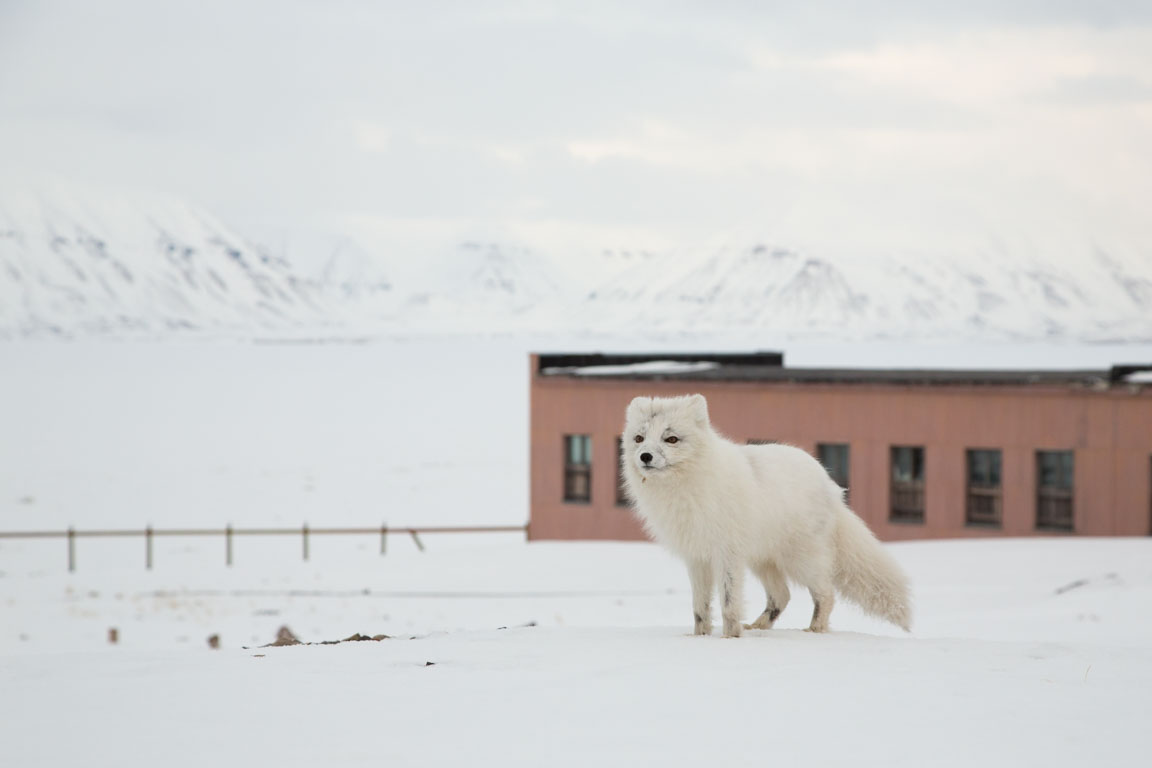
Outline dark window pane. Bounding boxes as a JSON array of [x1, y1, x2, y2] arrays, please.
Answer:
[[966, 449, 1002, 527], [563, 435, 592, 502], [817, 443, 850, 491], [891, 446, 924, 484], [1038, 450, 1073, 490], [967, 449, 1001, 488], [968, 451, 984, 485], [890, 446, 925, 523], [1036, 451, 1073, 530], [564, 468, 590, 501], [565, 435, 591, 466]]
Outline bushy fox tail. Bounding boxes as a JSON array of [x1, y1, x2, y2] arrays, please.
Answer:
[[833, 507, 912, 631]]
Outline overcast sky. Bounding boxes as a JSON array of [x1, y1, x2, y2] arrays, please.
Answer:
[[2, 0, 1150, 270]]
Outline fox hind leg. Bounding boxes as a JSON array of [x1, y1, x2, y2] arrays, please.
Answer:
[[806, 587, 835, 633], [745, 560, 790, 630]]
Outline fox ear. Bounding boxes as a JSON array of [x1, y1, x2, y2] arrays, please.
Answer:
[[688, 394, 709, 425], [626, 396, 649, 422]]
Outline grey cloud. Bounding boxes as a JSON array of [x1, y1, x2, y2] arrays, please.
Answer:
[[2, 0, 1150, 260], [1036, 73, 1152, 105]]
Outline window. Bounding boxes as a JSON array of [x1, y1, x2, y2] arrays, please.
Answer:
[[890, 446, 925, 523], [615, 436, 629, 506], [1036, 450, 1073, 531], [966, 449, 1002, 527], [817, 443, 850, 500], [563, 435, 592, 503]]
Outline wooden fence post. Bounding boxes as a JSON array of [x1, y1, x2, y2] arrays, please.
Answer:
[[67, 527, 75, 572], [302, 523, 309, 561], [145, 526, 153, 570], [380, 524, 387, 556], [226, 524, 233, 566]]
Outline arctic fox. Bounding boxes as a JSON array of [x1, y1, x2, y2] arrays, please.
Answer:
[[621, 394, 911, 638]]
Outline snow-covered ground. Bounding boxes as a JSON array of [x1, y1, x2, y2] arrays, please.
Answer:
[[2, 336, 1151, 767], [2, 536, 1150, 767], [0, 337, 532, 532]]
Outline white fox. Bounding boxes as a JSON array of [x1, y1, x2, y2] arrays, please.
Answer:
[[621, 394, 911, 637]]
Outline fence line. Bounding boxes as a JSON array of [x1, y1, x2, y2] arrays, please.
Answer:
[[0, 524, 529, 572]]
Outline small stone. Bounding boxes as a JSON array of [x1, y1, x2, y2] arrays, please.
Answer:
[[262, 626, 302, 647]]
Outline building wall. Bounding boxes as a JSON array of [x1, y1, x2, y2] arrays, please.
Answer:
[[529, 360, 1152, 541]]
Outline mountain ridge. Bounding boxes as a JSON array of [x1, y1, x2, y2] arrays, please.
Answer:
[[2, 188, 1150, 342]]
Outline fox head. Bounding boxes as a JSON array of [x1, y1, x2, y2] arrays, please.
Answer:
[[621, 394, 712, 483]]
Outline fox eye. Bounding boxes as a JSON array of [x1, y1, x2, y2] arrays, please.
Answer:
[[665, 436, 679, 444], [633, 435, 644, 443]]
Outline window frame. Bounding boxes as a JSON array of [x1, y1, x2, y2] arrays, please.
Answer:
[[965, 448, 1003, 528], [563, 434, 592, 504], [1036, 450, 1074, 532], [889, 445, 925, 524]]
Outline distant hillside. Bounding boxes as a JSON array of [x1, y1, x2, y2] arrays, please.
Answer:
[[0, 189, 336, 337], [2, 186, 1150, 341]]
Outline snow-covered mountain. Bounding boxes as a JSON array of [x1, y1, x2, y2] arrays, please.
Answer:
[[0, 189, 338, 337], [400, 241, 565, 331], [2, 187, 1150, 341], [584, 246, 871, 332], [318, 238, 394, 302], [579, 243, 1152, 341]]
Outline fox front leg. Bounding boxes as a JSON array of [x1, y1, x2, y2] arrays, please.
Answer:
[[720, 565, 744, 638], [687, 559, 713, 635]]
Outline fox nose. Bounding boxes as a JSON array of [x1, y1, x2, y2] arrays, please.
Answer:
[[640, 452, 653, 464]]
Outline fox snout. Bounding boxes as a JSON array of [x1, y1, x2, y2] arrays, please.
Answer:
[[636, 449, 667, 471]]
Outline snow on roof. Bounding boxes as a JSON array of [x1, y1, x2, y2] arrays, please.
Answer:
[[561, 360, 722, 376]]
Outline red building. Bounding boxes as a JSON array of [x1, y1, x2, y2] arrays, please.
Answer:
[[528, 353, 1152, 541]]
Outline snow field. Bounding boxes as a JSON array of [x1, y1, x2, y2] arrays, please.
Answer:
[[2, 338, 1151, 767], [2, 538, 1151, 767]]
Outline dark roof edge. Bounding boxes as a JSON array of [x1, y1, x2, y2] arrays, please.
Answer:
[[1110, 364, 1152, 383], [533, 353, 1152, 388], [536, 352, 783, 372]]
